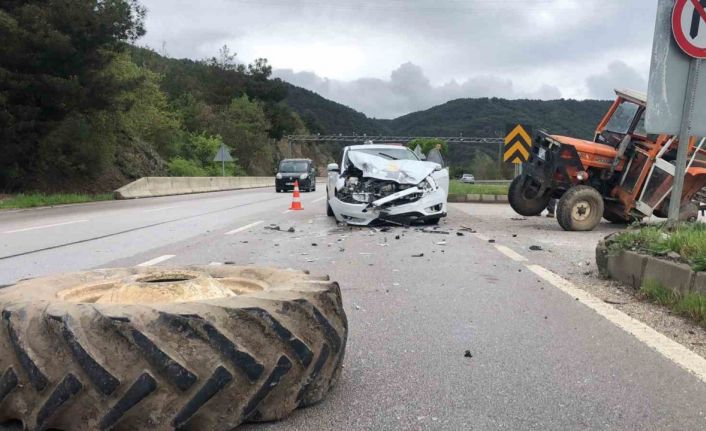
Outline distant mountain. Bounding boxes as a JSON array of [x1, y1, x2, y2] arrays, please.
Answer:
[[283, 88, 611, 141], [283, 84, 390, 136], [385, 98, 611, 140]]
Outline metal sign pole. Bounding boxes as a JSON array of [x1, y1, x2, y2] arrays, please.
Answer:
[[222, 158, 225, 177], [668, 58, 702, 224]]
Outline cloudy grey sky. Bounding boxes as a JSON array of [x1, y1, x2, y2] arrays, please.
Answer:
[[138, 0, 656, 118]]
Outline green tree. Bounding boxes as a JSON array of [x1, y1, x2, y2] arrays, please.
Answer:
[[0, 0, 146, 189], [203, 96, 272, 175], [106, 52, 182, 157]]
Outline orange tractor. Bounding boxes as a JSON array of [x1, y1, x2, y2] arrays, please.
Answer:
[[509, 89, 706, 231]]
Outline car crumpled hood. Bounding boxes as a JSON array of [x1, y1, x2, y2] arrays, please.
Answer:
[[344, 151, 439, 185]]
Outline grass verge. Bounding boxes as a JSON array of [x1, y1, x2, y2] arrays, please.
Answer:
[[449, 181, 509, 195], [640, 279, 706, 327], [609, 223, 706, 271], [0, 193, 113, 209]]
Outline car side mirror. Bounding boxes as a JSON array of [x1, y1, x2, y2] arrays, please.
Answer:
[[327, 163, 340, 173]]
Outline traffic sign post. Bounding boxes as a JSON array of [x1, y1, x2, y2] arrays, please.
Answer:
[[503, 124, 532, 165], [646, 0, 706, 224], [213, 144, 234, 177]]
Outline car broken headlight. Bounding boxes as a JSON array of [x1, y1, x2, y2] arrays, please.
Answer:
[[300, 173, 309, 180], [420, 176, 437, 192]]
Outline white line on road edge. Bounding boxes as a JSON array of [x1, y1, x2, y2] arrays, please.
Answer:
[[311, 196, 326, 203], [527, 264, 706, 384], [224, 220, 264, 235], [137, 255, 175, 267], [3, 219, 89, 234], [495, 245, 528, 262], [142, 205, 182, 213]]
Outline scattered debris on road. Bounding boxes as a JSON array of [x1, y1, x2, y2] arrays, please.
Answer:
[[488, 239, 496, 243], [456, 232, 464, 236], [412, 253, 425, 257], [529, 245, 543, 251], [464, 350, 473, 358]]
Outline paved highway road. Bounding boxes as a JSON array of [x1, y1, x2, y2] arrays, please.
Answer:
[[1, 188, 706, 430]]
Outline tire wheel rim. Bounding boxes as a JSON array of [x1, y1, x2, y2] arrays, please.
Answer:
[[572, 200, 592, 221]]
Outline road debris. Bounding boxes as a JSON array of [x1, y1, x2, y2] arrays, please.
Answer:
[[456, 232, 464, 236], [412, 253, 424, 257], [459, 226, 476, 233], [464, 350, 473, 358], [435, 240, 447, 246], [529, 245, 543, 251], [488, 239, 496, 243], [419, 228, 450, 235], [311, 243, 318, 246]]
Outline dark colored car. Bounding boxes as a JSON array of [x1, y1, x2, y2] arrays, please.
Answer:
[[275, 158, 317, 192]]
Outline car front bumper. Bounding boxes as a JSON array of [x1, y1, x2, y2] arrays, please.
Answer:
[[329, 187, 447, 226]]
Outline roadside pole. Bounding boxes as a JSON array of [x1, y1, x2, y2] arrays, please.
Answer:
[[646, 0, 706, 225], [669, 59, 702, 224]]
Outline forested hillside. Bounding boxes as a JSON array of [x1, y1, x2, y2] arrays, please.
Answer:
[[0, 1, 313, 193]]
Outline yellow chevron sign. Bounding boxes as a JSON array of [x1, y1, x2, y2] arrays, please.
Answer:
[[504, 124, 532, 164]]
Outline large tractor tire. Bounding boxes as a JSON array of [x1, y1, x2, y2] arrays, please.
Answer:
[[0, 266, 347, 431], [508, 176, 552, 217], [654, 200, 699, 222], [556, 186, 604, 231]]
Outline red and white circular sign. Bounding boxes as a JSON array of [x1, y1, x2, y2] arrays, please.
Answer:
[[673, 0, 706, 58]]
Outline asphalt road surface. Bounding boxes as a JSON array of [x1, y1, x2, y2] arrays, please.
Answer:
[[2, 188, 706, 430]]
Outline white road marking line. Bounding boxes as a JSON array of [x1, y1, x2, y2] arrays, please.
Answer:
[[224, 220, 264, 235], [142, 205, 182, 213], [282, 209, 292, 214], [311, 196, 326, 203], [527, 264, 706, 384], [495, 245, 528, 262], [472, 233, 491, 242], [137, 254, 175, 267], [208, 262, 223, 266], [3, 219, 89, 234]]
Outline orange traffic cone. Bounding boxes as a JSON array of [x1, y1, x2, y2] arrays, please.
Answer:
[[290, 180, 304, 210]]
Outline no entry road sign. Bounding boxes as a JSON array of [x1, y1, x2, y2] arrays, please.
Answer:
[[673, 0, 706, 58], [647, 0, 706, 137]]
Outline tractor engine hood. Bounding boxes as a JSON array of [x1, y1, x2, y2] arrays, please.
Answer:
[[549, 135, 618, 159], [344, 151, 439, 185]]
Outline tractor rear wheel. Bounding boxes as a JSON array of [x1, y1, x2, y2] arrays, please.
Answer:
[[654, 200, 699, 222], [508, 176, 552, 217], [557, 186, 604, 231], [0, 266, 347, 431]]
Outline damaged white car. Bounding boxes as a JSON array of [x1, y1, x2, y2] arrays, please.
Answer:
[[326, 144, 449, 225]]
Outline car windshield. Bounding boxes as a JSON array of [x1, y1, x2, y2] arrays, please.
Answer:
[[279, 161, 308, 172], [604, 101, 640, 134], [350, 148, 419, 161]]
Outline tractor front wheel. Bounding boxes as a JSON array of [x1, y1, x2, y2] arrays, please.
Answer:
[[557, 186, 604, 231], [508, 176, 552, 217]]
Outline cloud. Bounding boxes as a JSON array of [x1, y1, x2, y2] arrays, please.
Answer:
[[274, 63, 563, 118], [586, 61, 647, 100]]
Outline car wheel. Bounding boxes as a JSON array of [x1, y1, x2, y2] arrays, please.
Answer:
[[0, 266, 347, 430], [327, 199, 334, 217]]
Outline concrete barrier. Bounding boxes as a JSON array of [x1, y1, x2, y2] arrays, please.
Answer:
[[114, 177, 275, 199], [448, 194, 509, 203], [596, 237, 701, 295]]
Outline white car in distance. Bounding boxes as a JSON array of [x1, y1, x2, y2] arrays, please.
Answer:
[[326, 144, 449, 225]]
